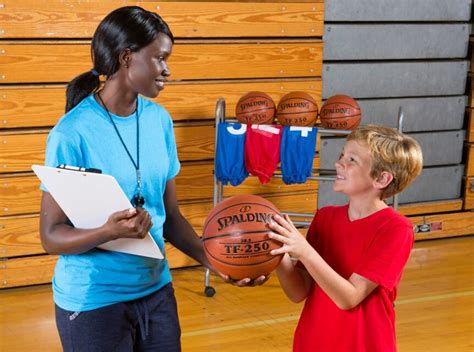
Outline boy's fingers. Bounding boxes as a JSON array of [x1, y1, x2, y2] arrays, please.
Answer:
[[269, 220, 290, 237], [270, 247, 286, 256], [268, 232, 288, 244], [283, 214, 298, 230], [272, 214, 293, 232]]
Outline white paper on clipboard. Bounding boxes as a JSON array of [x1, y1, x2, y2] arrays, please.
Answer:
[[32, 165, 163, 259]]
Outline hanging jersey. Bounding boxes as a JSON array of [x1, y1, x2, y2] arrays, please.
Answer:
[[215, 122, 249, 186], [245, 124, 283, 184], [280, 126, 318, 184]]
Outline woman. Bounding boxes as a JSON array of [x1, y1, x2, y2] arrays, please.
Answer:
[[40, 6, 264, 351]]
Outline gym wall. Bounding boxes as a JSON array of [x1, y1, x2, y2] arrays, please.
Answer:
[[1, 0, 473, 288], [317, 0, 474, 240], [0, 0, 323, 288]]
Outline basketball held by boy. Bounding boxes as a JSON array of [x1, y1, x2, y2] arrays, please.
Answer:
[[267, 124, 423, 351]]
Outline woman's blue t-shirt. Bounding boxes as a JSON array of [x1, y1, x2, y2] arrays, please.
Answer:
[[42, 95, 180, 312]]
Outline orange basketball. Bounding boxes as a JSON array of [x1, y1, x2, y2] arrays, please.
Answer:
[[319, 95, 361, 130], [235, 91, 275, 124], [276, 91, 318, 126], [203, 195, 283, 280]]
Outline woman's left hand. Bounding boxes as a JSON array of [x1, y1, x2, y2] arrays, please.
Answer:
[[267, 213, 313, 260], [217, 271, 270, 287]]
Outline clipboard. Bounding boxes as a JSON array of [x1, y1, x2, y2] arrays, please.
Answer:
[[32, 165, 163, 259]]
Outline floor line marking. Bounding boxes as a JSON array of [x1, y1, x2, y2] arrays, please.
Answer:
[[396, 290, 474, 305], [182, 315, 300, 337], [183, 290, 474, 337]]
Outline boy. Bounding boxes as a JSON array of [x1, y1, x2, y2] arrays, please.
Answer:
[[268, 124, 423, 351]]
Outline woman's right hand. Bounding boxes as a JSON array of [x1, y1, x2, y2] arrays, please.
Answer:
[[103, 207, 153, 240], [40, 192, 153, 255]]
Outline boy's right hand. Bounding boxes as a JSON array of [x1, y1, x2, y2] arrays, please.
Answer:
[[103, 207, 153, 240]]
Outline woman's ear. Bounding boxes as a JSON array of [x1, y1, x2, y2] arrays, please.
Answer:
[[374, 171, 394, 190], [119, 48, 132, 68]]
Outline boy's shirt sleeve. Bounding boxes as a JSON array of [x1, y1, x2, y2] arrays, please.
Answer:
[[355, 222, 414, 291]]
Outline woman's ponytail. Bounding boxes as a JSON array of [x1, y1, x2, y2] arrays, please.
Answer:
[[65, 70, 100, 112]]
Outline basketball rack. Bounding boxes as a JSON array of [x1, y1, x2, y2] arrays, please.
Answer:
[[203, 98, 404, 297]]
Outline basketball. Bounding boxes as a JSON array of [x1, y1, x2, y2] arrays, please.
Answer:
[[276, 91, 318, 126], [319, 95, 361, 130], [202, 195, 283, 280], [235, 91, 276, 124]]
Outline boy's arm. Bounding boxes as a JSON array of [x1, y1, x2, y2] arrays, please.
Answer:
[[269, 214, 377, 310], [274, 254, 313, 303], [298, 249, 377, 310]]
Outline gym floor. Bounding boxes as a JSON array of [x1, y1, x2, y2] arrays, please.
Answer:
[[0, 236, 472, 351]]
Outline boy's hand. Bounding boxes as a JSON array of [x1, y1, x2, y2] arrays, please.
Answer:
[[268, 214, 313, 260]]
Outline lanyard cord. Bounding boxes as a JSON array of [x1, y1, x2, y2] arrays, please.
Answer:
[[96, 93, 142, 197]]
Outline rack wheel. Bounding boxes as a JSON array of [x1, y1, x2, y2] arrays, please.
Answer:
[[204, 286, 216, 297]]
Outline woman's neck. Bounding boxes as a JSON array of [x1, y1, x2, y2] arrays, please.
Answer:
[[97, 82, 138, 117]]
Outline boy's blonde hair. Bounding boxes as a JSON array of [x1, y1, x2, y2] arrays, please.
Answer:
[[347, 124, 423, 199]]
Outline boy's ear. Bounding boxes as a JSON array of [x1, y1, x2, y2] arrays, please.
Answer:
[[373, 171, 394, 190]]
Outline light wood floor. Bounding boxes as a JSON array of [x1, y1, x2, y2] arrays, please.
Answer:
[[1, 236, 473, 351]]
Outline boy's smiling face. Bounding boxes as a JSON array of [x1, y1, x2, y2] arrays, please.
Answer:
[[333, 140, 376, 197]]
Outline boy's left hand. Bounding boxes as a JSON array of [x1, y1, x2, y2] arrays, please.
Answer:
[[268, 214, 313, 260]]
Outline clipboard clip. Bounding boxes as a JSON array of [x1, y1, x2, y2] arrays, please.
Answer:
[[57, 164, 102, 174]]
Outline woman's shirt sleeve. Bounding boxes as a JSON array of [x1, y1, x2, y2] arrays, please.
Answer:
[[40, 129, 83, 191]]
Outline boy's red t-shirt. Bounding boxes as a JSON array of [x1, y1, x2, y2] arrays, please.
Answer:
[[294, 205, 414, 352]]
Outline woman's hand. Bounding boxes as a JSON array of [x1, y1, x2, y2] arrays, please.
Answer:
[[103, 207, 153, 240], [267, 214, 314, 261], [216, 271, 270, 287]]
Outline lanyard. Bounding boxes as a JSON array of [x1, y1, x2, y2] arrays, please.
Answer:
[[97, 93, 145, 207]]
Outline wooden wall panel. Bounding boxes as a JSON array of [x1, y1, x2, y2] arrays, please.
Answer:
[[174, 124, 215, 161], [175, 162, 214, 201], [0, 125, 215, 173], [468, 73, 474, 108], [0, 79, 322, 128], [0, 215, 43, 257], [0, 241, 203, 288], [0, 1, 324, 39], [3, 207, 471, 288], [265, 191, 317, 214], [177, 191, 320, 233], [0, 41, 323, 83], [0, 85, 65, 129], [465, 144, 474, 177], [0, 254, 58, 288], [463, 177, 474, 209], [467, 108, 474, 142], [1, 127, 320, 184], [3, 166, 215, 218], [398, 199, 463, 216], [0, 132, 47, 173], [410, 211, 474, 240], [0, 1, 326, 288], [0, 175, 41, 216], [0, 187, 317, 258]]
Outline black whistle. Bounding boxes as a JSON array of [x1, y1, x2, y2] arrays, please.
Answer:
[[132, 194, 145, 208]]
